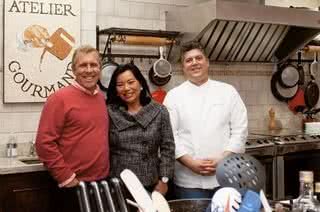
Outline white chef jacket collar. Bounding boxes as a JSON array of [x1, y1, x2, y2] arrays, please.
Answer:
[[187, 79, 210, 88]]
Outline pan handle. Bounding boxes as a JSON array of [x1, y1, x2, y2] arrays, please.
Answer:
[[159, 46, 164, 59], [77, 181, 92, 212], [90, 182, 105, 212], [110, 178, 129, 212], [100, 181, 117, 212]]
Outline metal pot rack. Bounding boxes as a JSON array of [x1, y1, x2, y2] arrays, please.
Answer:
[[96, 26, 180, 61]]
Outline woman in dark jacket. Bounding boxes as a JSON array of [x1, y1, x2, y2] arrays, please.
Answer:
[[107, 63, 175, 195]]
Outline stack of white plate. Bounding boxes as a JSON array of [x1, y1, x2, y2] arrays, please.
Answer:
[[305, 122, 320, 135]]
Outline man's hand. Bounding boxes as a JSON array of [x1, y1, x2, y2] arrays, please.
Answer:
[[205, 151, 234, 169], [154, 180, 168, 195], [65, 178, 80, 188], [178, 155, 216, 176], [190, 158, 216, 176]]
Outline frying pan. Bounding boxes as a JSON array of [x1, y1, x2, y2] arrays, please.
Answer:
[[304, 62, 320, 109], [153, 46, 172, 78], [277, 63, 300, 88], [271, 70, 298, 102], [149, 68, 171, 86], [98, 38, 119, 92], [148, 47, 172, 86], [98, 57, 118, 92]]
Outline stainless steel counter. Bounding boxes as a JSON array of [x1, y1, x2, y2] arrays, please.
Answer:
[[0, 156, 45, 175]]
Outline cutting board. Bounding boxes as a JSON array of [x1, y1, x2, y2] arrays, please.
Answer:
[[45, 27, 75, 60]]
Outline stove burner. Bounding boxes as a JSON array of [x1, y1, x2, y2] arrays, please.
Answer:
[[245, 136, 275, 156], [273, 134, 320, 144]]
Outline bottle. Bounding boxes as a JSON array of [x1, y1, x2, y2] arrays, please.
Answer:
[[268, 108, 277, 130], [11, 143, 17, 157], [315, 182, 320, 202], [6, 143, 12, 158], [293, 171, 320, 212]]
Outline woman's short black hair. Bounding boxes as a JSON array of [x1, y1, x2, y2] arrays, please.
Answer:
[[106, 63, 152, 107]]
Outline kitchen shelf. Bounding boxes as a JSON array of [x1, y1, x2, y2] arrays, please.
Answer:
[[96, 26, 180, 61]]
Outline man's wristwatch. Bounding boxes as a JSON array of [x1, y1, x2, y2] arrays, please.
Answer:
[[160, 176, 169, 183]]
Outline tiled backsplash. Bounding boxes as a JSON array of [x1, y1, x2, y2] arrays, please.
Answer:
[[0, 0, 319, 157]]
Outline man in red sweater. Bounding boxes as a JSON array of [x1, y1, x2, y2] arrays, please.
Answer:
[[35, 45, 109, 210]]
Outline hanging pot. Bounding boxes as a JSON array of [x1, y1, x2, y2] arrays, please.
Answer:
[[277, 63, 300, 88], [98, 57, 118, 91], [271, 70, 298, 102], [304, 63, 320, 109]]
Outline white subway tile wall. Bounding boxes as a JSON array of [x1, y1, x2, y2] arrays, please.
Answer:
[[97, 0, 115, 16], [0, 0, 319, 156], [81, 11, 97, 31], [81, 0, 97, 12], [81, 30, 97, 46], [116, 0, 130, 17]]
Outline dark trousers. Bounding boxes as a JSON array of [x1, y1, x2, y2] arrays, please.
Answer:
[[174, 184, 221, 199]]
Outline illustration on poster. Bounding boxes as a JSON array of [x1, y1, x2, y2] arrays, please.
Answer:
[[17, 24, 75, 72]]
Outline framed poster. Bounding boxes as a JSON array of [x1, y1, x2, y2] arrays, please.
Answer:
[[3, 0, 81, 103]]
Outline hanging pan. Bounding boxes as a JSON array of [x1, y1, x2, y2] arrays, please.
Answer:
[[297, 51, 305, 85], [98, 41, 119, 91], [148, 46, 172, 86], [304, 55, 320, 110], [271, 70, 298, 102], [277, 63, 300, 88]]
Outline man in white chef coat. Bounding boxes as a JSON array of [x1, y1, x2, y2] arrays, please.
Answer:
[[163, 41, 248, 199]]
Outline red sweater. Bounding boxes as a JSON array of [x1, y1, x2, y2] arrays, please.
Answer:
[[36, 86, 109, 184]]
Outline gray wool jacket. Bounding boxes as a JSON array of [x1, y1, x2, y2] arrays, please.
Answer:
[[108, 101, 175, 187]]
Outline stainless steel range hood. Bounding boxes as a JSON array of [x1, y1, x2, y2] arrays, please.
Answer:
[[166, 0, 320, 63]]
